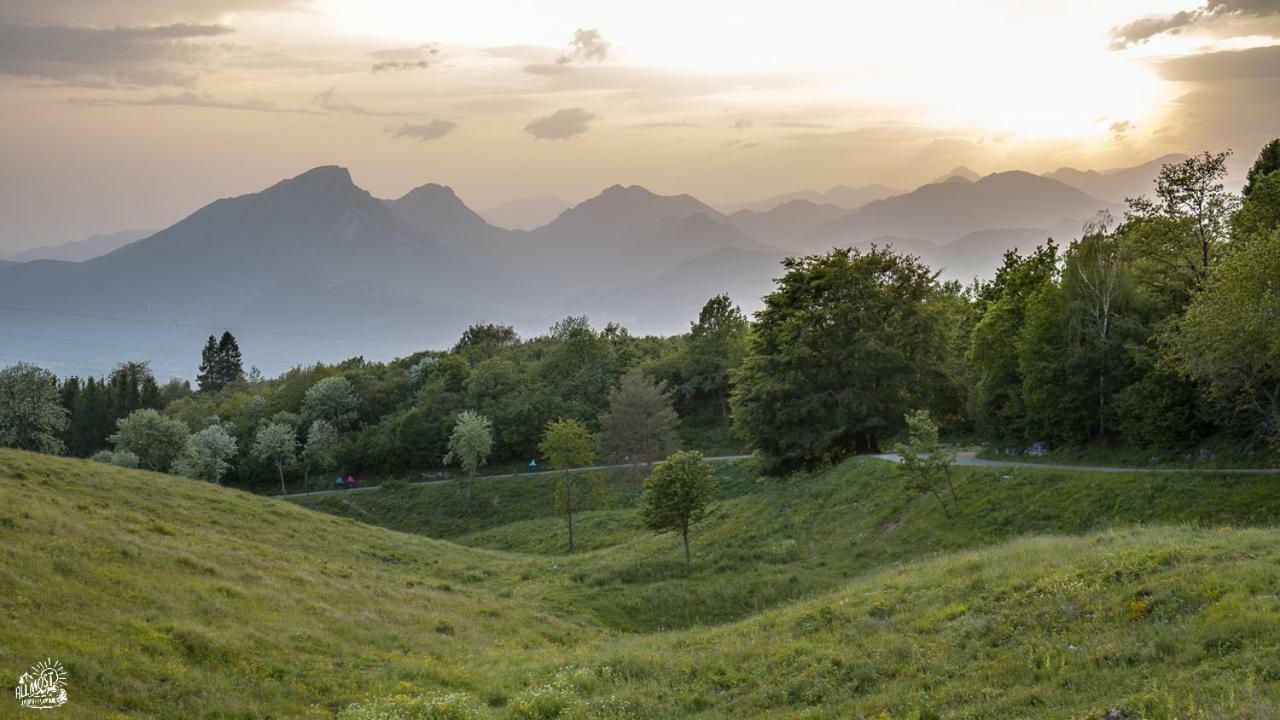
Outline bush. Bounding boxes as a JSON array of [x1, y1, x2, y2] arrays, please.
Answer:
[[91, 449, 140, 469]]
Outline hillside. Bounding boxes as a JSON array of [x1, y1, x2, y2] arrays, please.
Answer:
[[3, 450, 1279, 717], [5, 228, 154, 263]]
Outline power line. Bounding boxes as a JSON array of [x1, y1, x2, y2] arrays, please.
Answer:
[[0, 303, 429, 346]]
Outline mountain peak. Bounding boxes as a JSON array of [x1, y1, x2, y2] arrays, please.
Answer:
[[268, 166, 359, 199]]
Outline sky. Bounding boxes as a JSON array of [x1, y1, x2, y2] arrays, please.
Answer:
[[1, 0, 1279, 251]]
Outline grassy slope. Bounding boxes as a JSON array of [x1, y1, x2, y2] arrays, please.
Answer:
[[0, 450, 597, 719], [312, 458, 1280, 633], [3, 449, 1279, 718]]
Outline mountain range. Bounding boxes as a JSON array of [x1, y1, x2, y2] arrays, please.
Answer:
[[0, 155, 1175, 378], [5, 228, 154, 263]]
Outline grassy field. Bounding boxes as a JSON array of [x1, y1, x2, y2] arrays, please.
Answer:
[[2, 449, 1279, 718]]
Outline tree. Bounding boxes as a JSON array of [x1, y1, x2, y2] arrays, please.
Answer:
[[1243, 138, 1280, 197], [302, 419, 340, 489], [443, 410, 494, 477], [683, 294, 748, 417], [109, 408, 190, 472], [453, 323, 519, 360], [0, 362, 69, 454], [216, 331, 244, 386], [302, 376, 360, 430], [253, 422, 297, 496], [1170, 228, 1280, 448], [173, 424, 238, 484], [1122, 151, 1237, 309], [197, 335, 220, 393], [732, 247, 949, 474], [540, 418, 596, 552], [893, 410, 956, 517], [598, 369, 680, 467], [640, 450, 715, 565]]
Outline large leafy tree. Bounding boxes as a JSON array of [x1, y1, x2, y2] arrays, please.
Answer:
[[968, 243, 1058, 443], [640, 450, 715, 565], [109, 408, 190, 472], [0, 362, 69, 454], [174, 424, 238, 484], [1121, 151, 1237, 312], [598, 369, 680, 466], [302, 376, 360, 430], [682, 294, 748, 417], [443, 410, 494, 478], [1170, 227, 1280, 447], [731, 246, 949, 474], [539, 418, 596, 552], [301, 419, 340, 489]]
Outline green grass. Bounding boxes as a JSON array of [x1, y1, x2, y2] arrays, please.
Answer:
[[3, 448, 1279, 718]]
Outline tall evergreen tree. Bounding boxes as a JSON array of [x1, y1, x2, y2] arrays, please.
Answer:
[[197, 335, 219, 393], [216, 331, 244, 387]]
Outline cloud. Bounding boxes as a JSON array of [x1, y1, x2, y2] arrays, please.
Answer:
[[386, 119, 457, 142], [773, 121, 830, 129], [1111, 1, 1280, 48], [312, 86, 412, 116], [0, 22, 232, 86], [732, 118, 753, 130], [916, 137, 976, 161], [523, 62, 577, 76], [1159, 44, 1280, 81], [524, 107, 596, 140], [556, 28, 609, 65], [1109, 120, 1133, 140], [68, 90, 316, 113], [370, 44, 439, 73]]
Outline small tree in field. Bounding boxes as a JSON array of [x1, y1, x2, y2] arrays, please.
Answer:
[[893, 409, 956, 517], [539, 418, 596, 552], [443, 410, 494, 508], [253, 422, 297, 496], [302, 419, 340, 490], [110, 408, 189, 472], [641, 450, 715, 566]]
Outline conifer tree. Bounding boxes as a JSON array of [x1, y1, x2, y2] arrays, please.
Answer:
[[216, 331, 244, 387], [197, 335, 219, 393]]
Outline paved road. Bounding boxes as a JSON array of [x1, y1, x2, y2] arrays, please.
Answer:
[[872, 451, 1280, 475], [284, 454, 754, 499]]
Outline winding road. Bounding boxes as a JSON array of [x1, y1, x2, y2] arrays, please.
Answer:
[[283, 454, 754, 499], [872, 451, 1280, 475]]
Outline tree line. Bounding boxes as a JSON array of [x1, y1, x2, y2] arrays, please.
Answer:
[[3, 140, 1279, 489]]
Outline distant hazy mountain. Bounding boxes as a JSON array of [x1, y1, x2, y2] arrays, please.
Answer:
[[931, 167, 980, 184], [565, 247, 786, 334], [480, 197, 572, 230], [522, 185, 772, 293], [931, 228, 1054, 281], [722, 184, 900, 213], [728, 200, 850, 248], [1044, 154, 1186, 204], [806, 171, 1115, 250], [0, 166, 492, 377], [7, 228, 154, 263], [385, 183, 514, 258]]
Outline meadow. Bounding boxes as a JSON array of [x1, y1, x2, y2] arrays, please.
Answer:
[[2, 449, 1278, 718]]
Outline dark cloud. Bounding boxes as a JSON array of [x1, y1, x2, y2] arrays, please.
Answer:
[[386, 119, 457, 142], [524, 107, 596, 140], [370, 44, 439, 73], [68, 90, 316, 113], [1159, 44, 1280, 81], [732, 118, 753, 130], [0, 22, 231, 86], [0, 0, 306, 25], [1111, 1, 1280, 48], [556, 28, 609, 65]]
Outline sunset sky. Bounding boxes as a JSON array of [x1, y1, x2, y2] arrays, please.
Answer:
[[2, 0, 1278, 250]]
